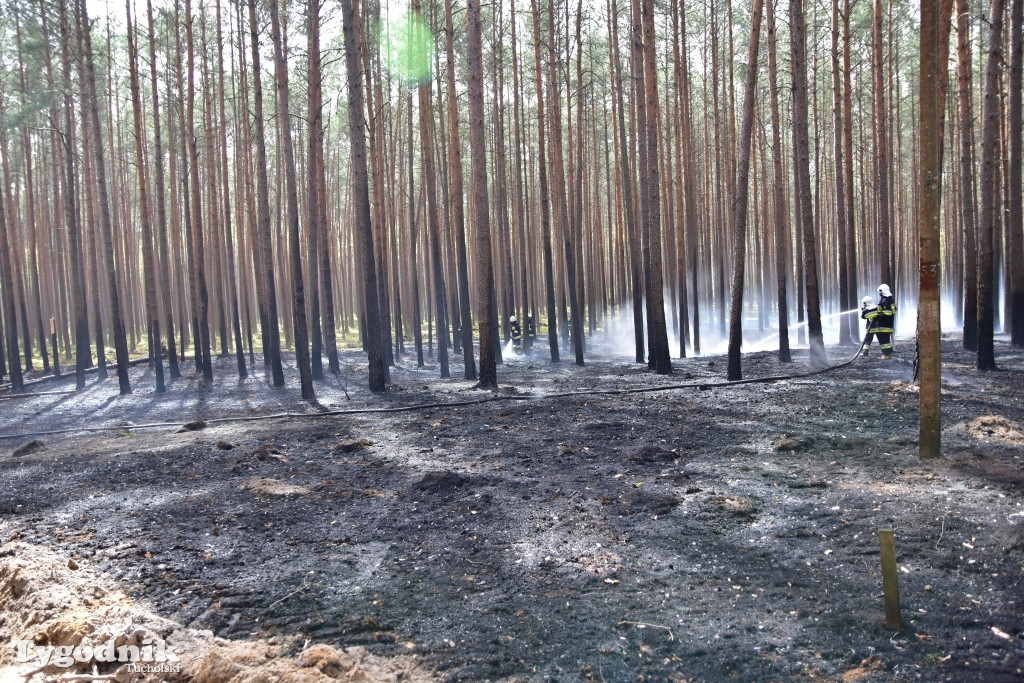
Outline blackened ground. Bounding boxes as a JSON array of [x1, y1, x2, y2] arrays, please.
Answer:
[[0, 334, 1022, 681]]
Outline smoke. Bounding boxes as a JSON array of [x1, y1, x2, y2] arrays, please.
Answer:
[[577, 286, 974, 363]]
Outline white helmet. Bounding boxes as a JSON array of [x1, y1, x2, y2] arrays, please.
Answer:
[[861, 296, 874, 309], [878, 284, 891, 298], [510, 315, 517, 323]]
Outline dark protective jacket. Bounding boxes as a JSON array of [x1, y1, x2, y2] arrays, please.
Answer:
[[862, 305, 879, 331], [874, 295, 896, 333], [525, 318, 536, 339], [511, 320, 522, 342]]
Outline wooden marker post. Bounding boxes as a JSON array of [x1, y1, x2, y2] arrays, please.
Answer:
[[878, 529, 901, 629]]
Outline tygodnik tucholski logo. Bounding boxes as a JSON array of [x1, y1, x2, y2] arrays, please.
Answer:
[[11, 637, 182, 674]]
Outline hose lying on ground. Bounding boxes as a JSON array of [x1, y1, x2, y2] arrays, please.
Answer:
[[0, 342, 869, 442]]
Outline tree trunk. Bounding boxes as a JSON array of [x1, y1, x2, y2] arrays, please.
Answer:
[[341, 0, 388, 391], [443, 0, 476, 379], [957, 0, 979, 351], [790, 0, 827, 368], [81, 0, 132, 394], [415, 0, 450, 378], [57, 0, 90, 389], [977, 0, 1005, 370], [126, 0, 164, 392], [466, 0, 498, 387], [268, 0, 314, 400], [919, 0, 943, 457], [1008, 0, 1023, 346], [766, 0, 791, 363], [147, 0, 179, 379], [641, 0, 672, 374], [726, 0, 763, 381], [546, 0, 584, 366], [873, 0, 893, 287], [247, 0, 285, 386], [530, 0, 560, 363], [184, 0, 212, 382]]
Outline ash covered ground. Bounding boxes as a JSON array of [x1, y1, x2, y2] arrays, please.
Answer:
[[0, 334, 1022, 681]]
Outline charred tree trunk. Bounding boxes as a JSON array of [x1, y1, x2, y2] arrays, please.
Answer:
[[726, 0, 763, 381], [341, 0, 388, 391], [767, 0, 791, 363], [1008, 0, 1023, 346], [126, 0, 164, 392], [467, 0, 498, 387], [147, 0, 179, 379], [957, 0, 979, 351], [58, 0, 90, 390], [444, 0, 476, 379], [415, 0, 450, 378], [641, 0, 672, 374], [791, 0, 827, 368], [268, 0, 314, 400], [247, 0, 285, 386], [977, 0, 1005, 370], [81, 0, 132, 394], [184, 0, 212, 382], [531, 0, 560, 363]]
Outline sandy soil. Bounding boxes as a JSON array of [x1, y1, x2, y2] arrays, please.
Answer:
[[0, 334, 1022, 681]]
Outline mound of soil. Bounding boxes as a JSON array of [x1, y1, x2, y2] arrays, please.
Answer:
[[0, 542, 433, 682]]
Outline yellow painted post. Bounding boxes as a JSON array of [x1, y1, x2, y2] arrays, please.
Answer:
[[878, 529, 901, 629]]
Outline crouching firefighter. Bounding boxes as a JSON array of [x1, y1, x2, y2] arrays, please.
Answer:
[[510, 315, 523, 352]]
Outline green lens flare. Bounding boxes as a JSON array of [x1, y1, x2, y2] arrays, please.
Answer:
[[378, 10, 434, 88]]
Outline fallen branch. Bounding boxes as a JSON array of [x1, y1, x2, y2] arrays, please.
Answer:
[[617, 620, 674, 641]]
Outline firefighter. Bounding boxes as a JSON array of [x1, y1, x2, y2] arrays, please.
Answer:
[[510, 315, 523, 352], [525, 314, 537, 351], [861, 296, 878, 357], [874, 284, 896, 359]]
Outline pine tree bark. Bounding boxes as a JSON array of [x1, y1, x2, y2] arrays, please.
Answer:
[[247, 0, 285, 386], [546, 0, 584, 366], [184, 0, 212, 382], [1008, 0, 1023, 346], [610, 0, 643, 362], [215, 0, 247, 379], [57, 0, 90, 390], [308, 0, 339, 374], [268, 0, 314, 399], [443, 0, 476, 379], [726, 0, 763, 381], [790, 0, 827, 368], [919, 0, 943, 457], [766, 0, 791, 363], [126, 0, 164, 392], [831, 0, 853, 345], [977, 0, 1005, 370], [530, 0, 560, 363], [341, 0, 388, 391], [466, 0, 497, 387], [957, 0, 979, 351], [842, 0, 858, 346], [0, 174, 20, 391], [873, 0, 893, 287], [641, 0, 672, 374], [414, 0, 450, 378], [80, 0, 132, 394], [147, 0, 179, 379]]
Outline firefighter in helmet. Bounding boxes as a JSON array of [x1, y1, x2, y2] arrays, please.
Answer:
[[510, 315, 523, 352], [525, 314, 537, 352], [874, 284, 896, 358], [861, 285, 896, 359]]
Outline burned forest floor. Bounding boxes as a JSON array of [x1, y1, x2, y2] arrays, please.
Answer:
[[0, 333, 1022, 682]]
